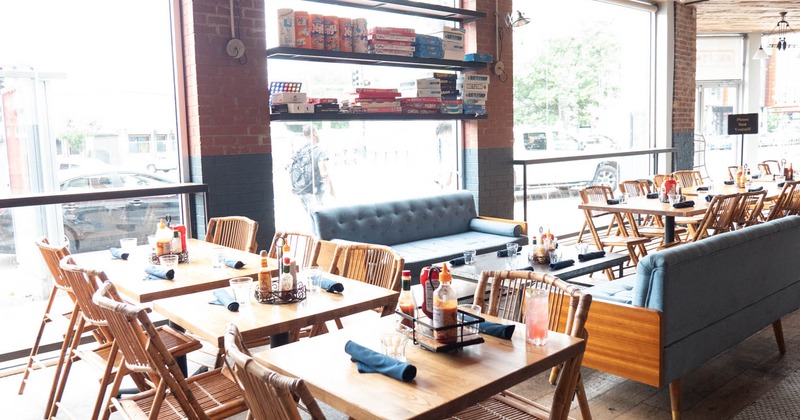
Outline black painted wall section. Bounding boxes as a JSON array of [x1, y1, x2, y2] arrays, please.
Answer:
[[673, 131, 695, 171], [189, 153, 275, 252], [464, 147, 515, 219]]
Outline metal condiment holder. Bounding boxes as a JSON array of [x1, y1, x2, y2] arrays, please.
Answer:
[[395, 309, 484, 352], [255, 283, 306, 304], [149, 250, 189, 264]]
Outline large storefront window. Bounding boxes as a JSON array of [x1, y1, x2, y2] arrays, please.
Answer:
[[512, 0, 655, 234], [266, 2, 461, 232], [0, 1, 181, 358]]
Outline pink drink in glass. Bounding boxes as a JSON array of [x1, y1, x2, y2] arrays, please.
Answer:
[[525, 288, 549, 346]]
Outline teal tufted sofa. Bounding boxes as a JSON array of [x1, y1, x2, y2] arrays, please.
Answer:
[[582, 216, 800, 419], [311, 191, 527, 284]]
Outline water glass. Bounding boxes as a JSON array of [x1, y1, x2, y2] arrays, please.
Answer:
[[548, 249, 561, 264], [159, 254, 179, 268], [506, 242, 519, 257], [305, 266, 322, 292], [463, 249, 476, 265], [576, 243, 589, 255], [668, 193, 679, 205], [619, 193, 628, 204], [212, 247, 225, 269], [147, 235, 157, 251], [120, 238, 137, 251], [525, 288, 549, 346], [458, 304, 482, 338], [381, 330, 410, 362], [229, 277, 253, 304]]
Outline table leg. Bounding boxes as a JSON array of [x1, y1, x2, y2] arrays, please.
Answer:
[[270, 333, 290, 348], [168, 321, 189, 377], [664, 216, 676, 244]]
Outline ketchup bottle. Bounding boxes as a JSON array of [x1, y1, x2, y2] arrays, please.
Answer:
[[419, 266, 440, 319]]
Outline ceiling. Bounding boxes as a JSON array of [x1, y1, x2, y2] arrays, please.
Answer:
[[676, 0, 800, 35]]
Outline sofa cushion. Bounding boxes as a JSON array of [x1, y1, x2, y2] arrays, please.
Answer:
[[312, 191, 478, 245], [585, 277, 635, 305], [469, 218, 522, 237]]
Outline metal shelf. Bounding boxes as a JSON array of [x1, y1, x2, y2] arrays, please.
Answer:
[[270, 112, 487, 121], [298, 0, 485, 23], [266, 47, 487, 71]]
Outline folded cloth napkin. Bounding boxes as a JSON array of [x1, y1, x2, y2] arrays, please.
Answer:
[[478, 321, 515, 340], [224, 258, 244, 269], [606, 199, 620, 205], [496, 246, 519, 257], [449, 257, 466, 266], [705, 194, 714, 202], [646, 192, 659, 199], [724, 180, 735, 185], [752, 174, 760, 179], [778, 182, 786, 188], [144, 266, 175, 280], [344, 340, 416, 382], [672, 200, 695, 209], [578, 250, 606, 262], [520, 266, 534, 271], [319, 278, 344, 293], [209, 289, 239, 312], [748, 186, 764, 192], [696, 186, 709, 191], [109, 247, 129, 260], [549, 259, 575, 270]]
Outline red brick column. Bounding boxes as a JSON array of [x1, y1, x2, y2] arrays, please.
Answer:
[[673, 3, 697, 171], [180, 0, 274, 247]]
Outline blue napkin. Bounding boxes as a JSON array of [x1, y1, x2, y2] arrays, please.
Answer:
[[646, 192, 659, 199], [672, 200, 695, 209], [479, 321, 515, 340], [319, 278, 344, 293], [606, 199, 620, 205], [144, 266, 175, 280], [752, 174, 760, 179], [496, 245, 519, 257], [778, 182, 786, 188], [748, 186, 764, 192], [449, 257, 466, 266], [724, 180, 735, 185], [549, 259, 575, 270], [209, 289, 239, 312], [109, 248, 129, 260], [224, 258, 244, 269], [696, 186, 709, 191], [578, 250, 606, 262], [344, 340, 416, 382]]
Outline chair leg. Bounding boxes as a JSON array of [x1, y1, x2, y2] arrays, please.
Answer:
[[18, 287, 58, 394], [576, 375, 592, 420], [45, 311, 82, 419], [773, 319, 786, 354], [91, 341, 118, 420], [669, 379, 681, 420]]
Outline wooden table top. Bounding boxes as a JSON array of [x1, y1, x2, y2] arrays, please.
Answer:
[[153, 275, 399, 348], [579, 196, 708, 218], [683, 179, 781, 200], [446, 245, 629, 282], [253, 315, 585, 420], [72, 239, 277, 303]]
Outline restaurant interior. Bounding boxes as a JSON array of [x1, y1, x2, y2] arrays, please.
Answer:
[[3, 0, 800, 419]]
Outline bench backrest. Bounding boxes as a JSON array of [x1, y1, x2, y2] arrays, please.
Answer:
[[312, 191, 478, 246]]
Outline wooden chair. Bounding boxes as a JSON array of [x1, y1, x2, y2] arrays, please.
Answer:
[[672, 170, 704, 188], [576, 184, 626, 244], [224, 324, 326, 420], [765, 181, 800, 220], [732, 190, 767, 228], [757, 163, 772, 176], [579, 186, 649, 279], [448, 270, 593, 420], [53, 257, 201, 420], [687, 193, 742, 242], [653, 174, 667, 189], [206, 216, 259, 253], [727, 166, 740, 181], [19, 238, 79, 397], [268, 231, 317, 268], [92, 281, 246, 420], [761, 160, 780, 176]]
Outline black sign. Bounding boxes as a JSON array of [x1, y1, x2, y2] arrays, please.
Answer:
[[727, 113, 758, 135]]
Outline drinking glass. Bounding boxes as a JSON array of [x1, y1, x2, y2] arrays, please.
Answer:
[[159, 254, 178, 268], [463, 249, 476, 265], [212, 247, 225, 269], [548, 249, 561, 264], [668, 193, 679, 205], [381, 330, 410, 362], [120, 238, 137, 251], [525, 288, 549, 346], [458, 304, 482, 338], [229, 277, 253, 304], [304, 265, 322, 292], [506, 242, 519, 257], [576, 243, 589, 255]]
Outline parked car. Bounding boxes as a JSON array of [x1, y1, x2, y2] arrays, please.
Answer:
[[0, 170, 180, 254]]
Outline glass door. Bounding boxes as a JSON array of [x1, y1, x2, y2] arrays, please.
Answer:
[[696, 84, 740, 180]]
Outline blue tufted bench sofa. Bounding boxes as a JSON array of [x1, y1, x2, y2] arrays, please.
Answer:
[[579, 216, 800, 419], [311, 191, 527, 284]]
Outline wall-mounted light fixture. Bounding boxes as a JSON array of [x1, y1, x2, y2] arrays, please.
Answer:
[[493, 4, 530, 82], [753, 12, 797, 60]]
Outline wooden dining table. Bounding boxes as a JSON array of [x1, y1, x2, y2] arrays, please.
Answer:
[[253, 315, 585, 420], [72, 238, 277, 303], [579, 196, 708, 244], [153, 274, 399, 355], [682, 178, 782, 200]]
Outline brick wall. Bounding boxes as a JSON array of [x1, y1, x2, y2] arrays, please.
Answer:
[[673, 3, 697, 171], [463, 0, 515, 218], [180, 0, 274, 248]]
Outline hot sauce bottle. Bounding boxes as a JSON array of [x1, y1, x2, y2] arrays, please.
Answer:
[[397, 270, 416, 329], [433, 264, 458, 344]]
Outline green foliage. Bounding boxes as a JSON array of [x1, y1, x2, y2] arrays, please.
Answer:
[[60, 120, 100, 154], [514, 23, 620, 130]]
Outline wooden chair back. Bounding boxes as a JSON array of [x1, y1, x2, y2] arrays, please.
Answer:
[[732, 190, 767, 228], [268, 231, 317, 268], [619, 180, 645, 197], [206, 216, 259, 253], [727, 166, 739, 181], [757, 163, 771, 175], [762, 160, 780, 175], [58, 257, 114, 344], [672, 170, 703, 188], [767, 181, 800, 220], [224, 324, 326, 420], [330, 243, 404, 292], [35, 237, 73, 295], [691, 193, 742, 241], [653, 174, 667, 189], [471, 270, 592, 419]]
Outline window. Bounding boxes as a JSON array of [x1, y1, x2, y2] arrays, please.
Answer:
[[128, 135, 152, 154]]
